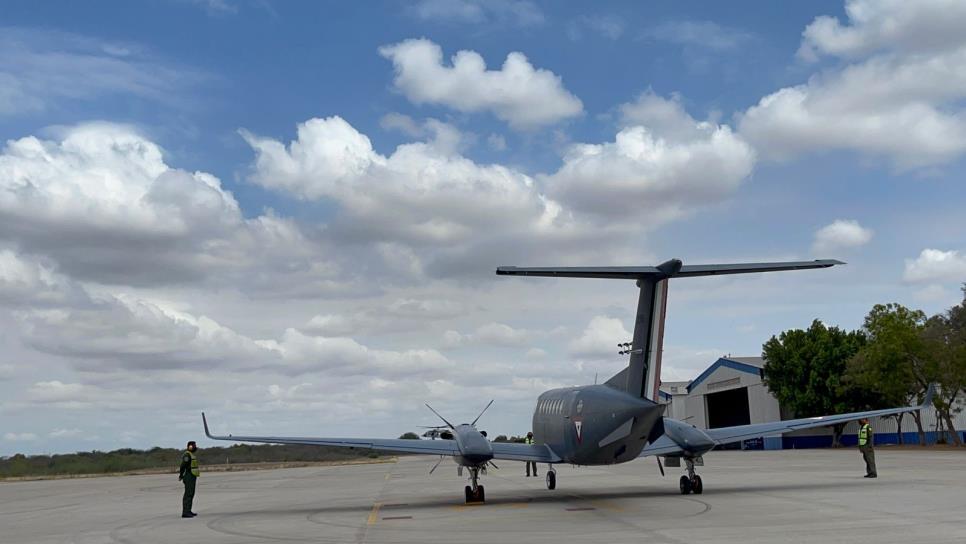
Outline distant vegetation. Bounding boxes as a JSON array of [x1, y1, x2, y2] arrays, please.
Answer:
[[0, 443, 381, 479]]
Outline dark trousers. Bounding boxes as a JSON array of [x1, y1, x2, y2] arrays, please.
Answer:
[[860, 446, 877, 476], [182, 475, 196, 514], [526, 461, 538, 476]]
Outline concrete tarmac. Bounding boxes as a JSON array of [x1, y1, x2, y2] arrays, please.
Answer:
[[2, 448, 964, 544]]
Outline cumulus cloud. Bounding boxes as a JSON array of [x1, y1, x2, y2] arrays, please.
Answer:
[[0, 123, 338, 291], [811, 219, 874, 254], [740, 0, 966, 168], [407, 0, 544, 27], [904, 249, 966, 284], [378, 39, 582, 129], [547, 92, 755, 221], [568, 316, 630, 359], [797, 0, 966, 60]]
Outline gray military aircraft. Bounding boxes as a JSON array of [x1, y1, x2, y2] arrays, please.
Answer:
[[203, 258, 933, 504]]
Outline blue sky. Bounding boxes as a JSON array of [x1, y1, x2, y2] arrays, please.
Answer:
[[2, 0, 965, 455]]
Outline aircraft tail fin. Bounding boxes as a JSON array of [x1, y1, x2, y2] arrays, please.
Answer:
[[498, 259, 844, 400]]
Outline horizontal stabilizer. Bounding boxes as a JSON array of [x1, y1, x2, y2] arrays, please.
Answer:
[[496, 259, 844, 280]]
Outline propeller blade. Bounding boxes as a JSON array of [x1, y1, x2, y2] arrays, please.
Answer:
[[471, 399, 495, 426], [657, 456, 665, 477], [488, 460, 499, 470], [429, 456, 444, 474], [425, 404, 455, 430]]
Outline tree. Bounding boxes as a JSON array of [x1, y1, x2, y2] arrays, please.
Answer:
[[398, 432, 420, 440], [920, 290, 966, 446], [846, 303, 931, 445], [763, 319, 873, 447]]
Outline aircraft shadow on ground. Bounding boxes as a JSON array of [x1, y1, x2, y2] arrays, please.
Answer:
[[207, 479, 858, 517]]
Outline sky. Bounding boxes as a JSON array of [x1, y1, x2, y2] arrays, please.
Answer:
[[2, 0, 966, 455]]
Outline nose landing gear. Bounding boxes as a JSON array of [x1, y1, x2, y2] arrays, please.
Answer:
[[678, 458, 703, 495], [464, 466, 485, 503]]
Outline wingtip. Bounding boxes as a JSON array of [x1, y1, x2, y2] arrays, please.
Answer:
[[202, 412, 213, 438]]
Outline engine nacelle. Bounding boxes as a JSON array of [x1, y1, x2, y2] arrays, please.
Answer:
[[662, 418, 716, 457]]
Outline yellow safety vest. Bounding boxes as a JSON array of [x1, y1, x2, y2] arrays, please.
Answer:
[[525, 437, 534, 445], [186, 450, 200, 477], [858, 424, 871, 447]]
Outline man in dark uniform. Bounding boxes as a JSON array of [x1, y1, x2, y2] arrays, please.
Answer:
[[858, 418, 877, 478], [178, 440, 200, 517], [524, 432, 538, 477]]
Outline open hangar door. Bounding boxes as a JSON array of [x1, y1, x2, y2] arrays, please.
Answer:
[[705, 387, 751, 450]]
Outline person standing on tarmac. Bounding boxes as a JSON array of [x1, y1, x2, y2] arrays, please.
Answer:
[[524, 432, 538, 477], [858, 418, 877, 478], [178, 440, 200, 517]]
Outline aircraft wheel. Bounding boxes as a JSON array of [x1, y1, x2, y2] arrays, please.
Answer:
[[691, 475, 703, 494], [464, 485, 472, 503], [679, 475, 692, 495], [477, 485, 485, 502], [546, 471, 556, 490]]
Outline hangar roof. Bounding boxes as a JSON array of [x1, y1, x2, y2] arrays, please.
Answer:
[[686, 356, 765, 394]]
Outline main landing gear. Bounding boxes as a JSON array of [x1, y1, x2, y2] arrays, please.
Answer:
[[546, 466, 557, 490], [464, 466, 485, 504], [678, 458, 703, 495]]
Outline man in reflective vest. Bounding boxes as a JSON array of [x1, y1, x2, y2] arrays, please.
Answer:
[[178, 440, 200, 517], [858, 418, 877, 478], [524, 432, 538, 477]]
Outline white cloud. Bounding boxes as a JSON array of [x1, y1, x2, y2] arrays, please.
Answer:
[[740, 0, 966, 168], [548, 92, 755, 221], [797, 0, 966, 61], [379, 112, 425, 137], [811, 219, 874, 254], [643, 20, 752, 51], [0, 27, 203, 116], [3, 432, 37, 442], [378, 38, 582, 129], [568, 316, 630, 358], [904, 249, 966, 284], [407, 0, 544, 27], [48, 428, 83, 438], [441, 322, 532, 348], [0, 123, 337, 291]]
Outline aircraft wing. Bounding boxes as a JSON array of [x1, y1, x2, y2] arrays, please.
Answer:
[[639, 384, 934, 457], [202, 413, 461, 456], [490, 442, 562, 463]]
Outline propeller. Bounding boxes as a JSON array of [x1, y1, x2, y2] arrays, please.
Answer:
[[424, 404, 455, 430], [471, 399, 494, 426], [429, 456, 445, 474], [657, 456, 665, 477]]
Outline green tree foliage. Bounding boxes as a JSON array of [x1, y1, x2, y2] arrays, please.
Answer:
[[398, 432, 420, 440], [762, 319, 873, 446], [920, 289, 966, 445], [847, 303, 931, 445], [0, 443, 378, 479]]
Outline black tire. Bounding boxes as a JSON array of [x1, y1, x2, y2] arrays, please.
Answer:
[[691, 475, 703, 494], [464, 485, 472, 503], [679, 475, 692, 495], [478, 485, 485, 502], [546, 471, 556, 490]]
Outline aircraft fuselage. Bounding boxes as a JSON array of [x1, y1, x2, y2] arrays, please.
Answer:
[[533, 384, 665, 465]]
